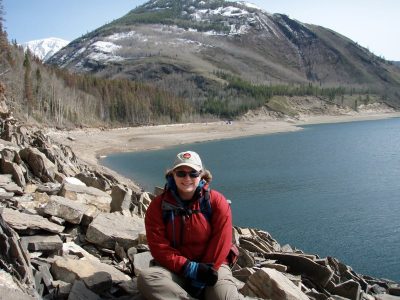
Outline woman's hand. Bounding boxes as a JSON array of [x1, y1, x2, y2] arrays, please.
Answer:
[[183, 261, 218, 286]]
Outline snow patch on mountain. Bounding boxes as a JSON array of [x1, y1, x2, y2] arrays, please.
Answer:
[[23, 38, 69, 61], [236, 1, 263, 11], [85, 41, 123, 63]]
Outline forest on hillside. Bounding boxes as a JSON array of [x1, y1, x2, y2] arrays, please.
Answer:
[[0, 0, 390, 128]]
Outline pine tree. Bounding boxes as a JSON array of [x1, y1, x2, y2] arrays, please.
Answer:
[[23, 50, 34, 115]]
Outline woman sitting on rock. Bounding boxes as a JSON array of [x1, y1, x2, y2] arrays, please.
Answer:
[[138, 150, 241, 299]]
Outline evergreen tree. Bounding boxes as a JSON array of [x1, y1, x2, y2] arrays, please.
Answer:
[[23, 50, 34, 114]]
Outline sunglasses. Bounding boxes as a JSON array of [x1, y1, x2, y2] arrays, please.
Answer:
[[174, 170, 201, 178]]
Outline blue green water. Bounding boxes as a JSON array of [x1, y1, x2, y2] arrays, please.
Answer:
[[102, 118, 400, 281]]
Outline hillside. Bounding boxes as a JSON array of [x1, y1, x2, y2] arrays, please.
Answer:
[[48, 0, 400, 112], [1, 0, 399, 128]]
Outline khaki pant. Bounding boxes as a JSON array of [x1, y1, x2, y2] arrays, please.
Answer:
[[137, 264, 243, 300]]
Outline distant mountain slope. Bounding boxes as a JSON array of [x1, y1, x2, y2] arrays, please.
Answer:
[[23, 37, 69, 61], [47, 0, 400, 108]]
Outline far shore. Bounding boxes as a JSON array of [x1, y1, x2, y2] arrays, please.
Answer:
[[47, 112, 400, 170]]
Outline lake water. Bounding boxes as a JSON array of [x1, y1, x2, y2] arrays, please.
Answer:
[[102, 117, 400, 281]]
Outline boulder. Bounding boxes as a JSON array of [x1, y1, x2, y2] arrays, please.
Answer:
[[111, 184, 133, 212], [0, 159, 26, 187], [68, 280, 102, 300], [36, 182, 62, 195], [81, 272, 112, 294], [75, 171, 111, 191], [43, 195, 90, 224], [232, 267, 256, 282], [237, 247, 255, 268], [59, 183, 112, 212], [0, 271, 37, 300], [51, 280, 72, 299], [85, 213, 145, 250], [19, 147, 59, 182], [326, 279, 361, 300], [240, 268, 310, 300], [51, 256, 130, 284], [0, 210, 37, 298], [2, 207, 64, 233], [264, 253, 334, 287], [260, 261, 288, 272], [20, 234, 63, 252], [1, 181, 24, 195]]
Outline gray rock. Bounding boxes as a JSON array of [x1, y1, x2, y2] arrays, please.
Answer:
[[21, 234, 63, 252], [2, 207, 64, 233], [0, 189, 14, 199], [127, 247, 138, 263], [0, 212, 37, 298], [260, 261, 288, 272], [19, 147, 58, 182], [281, 244, 294, 253], [136, 192, 152, 217], [375, 294, 400, 300], [111, 184, 132, 212], [240, 267, 310, 300], [326, 280, 361, 300], [0, 159, 26, 187], [389, 286, 400, 296], [36, 182, 62, 195], [0, 173, 13, 184], [68, 280, 101, 300], [1, 181, 24, 195], [81, 272, 112, 294], [49, 216, 65, 225], [44, 195, 90, 224], [264, 252, 334, 287], [59, 183, 112, 212], [233, 267, 256, 282], [51, 280, 72, 299], [237, 247, 255, 268], [38, 265, 53, 292], [51, 255, 130, 284], [240, 237, 274, 253], [75, 171, 111, 191], [85, 213, 145, 250], [0, 281, 37, 300]]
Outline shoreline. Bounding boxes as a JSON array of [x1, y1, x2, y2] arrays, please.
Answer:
[[47, 112, 400, 168]]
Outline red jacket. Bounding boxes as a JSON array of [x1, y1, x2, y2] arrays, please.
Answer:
[[145, 186, 233, 274]]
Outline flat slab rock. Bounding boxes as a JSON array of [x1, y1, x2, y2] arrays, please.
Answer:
[[1, 207, 64, 233], [59, 183, 112, 212], [43, 195, 91, 224], [51, 255, 130, 284], [86, 212, 145, 250]]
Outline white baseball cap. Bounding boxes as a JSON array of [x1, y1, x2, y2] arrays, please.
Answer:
[[172, 151, 203, 172]]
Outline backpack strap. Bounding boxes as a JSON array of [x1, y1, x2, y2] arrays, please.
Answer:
[[199, 188, 212, 223]]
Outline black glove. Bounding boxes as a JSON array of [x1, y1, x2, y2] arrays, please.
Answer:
[[187, 280, 206, 299], [183, 261, 219, 286]]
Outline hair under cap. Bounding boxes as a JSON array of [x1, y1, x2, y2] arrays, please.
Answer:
[[172, 151, 203, 172]]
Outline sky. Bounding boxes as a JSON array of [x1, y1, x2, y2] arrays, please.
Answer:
[[3, 0, 400, 61]]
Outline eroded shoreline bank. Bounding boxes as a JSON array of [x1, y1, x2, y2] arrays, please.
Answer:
[[47, 112, 400, 168]]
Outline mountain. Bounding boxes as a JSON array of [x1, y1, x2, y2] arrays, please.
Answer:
[[47, 0, 400, 110], [23, 37, 69, 61]]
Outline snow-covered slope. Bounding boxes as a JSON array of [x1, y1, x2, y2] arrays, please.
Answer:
[[23, 38, 69, 62]]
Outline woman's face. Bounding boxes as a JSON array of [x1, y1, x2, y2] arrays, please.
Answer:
[[173, 166, 202, 200]]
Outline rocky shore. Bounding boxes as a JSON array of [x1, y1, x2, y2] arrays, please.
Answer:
[[1, 99, 400, 300]]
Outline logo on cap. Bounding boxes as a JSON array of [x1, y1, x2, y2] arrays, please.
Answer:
[[182, 152, 191, 159]]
